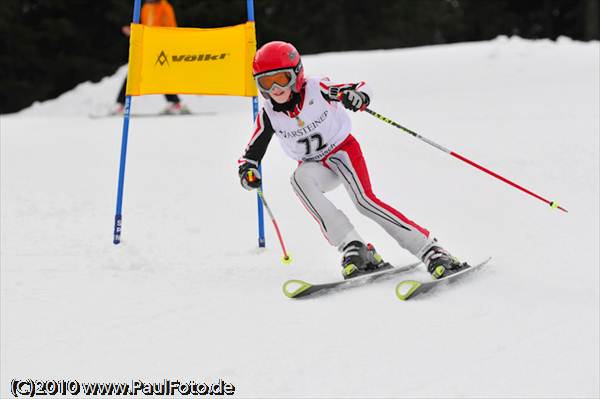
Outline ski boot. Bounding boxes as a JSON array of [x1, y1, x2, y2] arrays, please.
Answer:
[[341, 241, 390, 279], [109, 103, 124, 116], [162, 102, 191, 115], [421, 245, 468, 279]]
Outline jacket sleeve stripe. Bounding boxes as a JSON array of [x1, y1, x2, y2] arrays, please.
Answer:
[[238, 108, 275, 165]]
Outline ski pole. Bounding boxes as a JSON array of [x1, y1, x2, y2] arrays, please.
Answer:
[[364, 108, 568, 213], [248, 171, 293, 264]]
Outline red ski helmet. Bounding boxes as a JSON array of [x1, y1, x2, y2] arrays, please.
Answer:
[[253, 41, 304, 93]]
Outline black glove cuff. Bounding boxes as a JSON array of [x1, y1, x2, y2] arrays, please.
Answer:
[[238, 162, 257, 177]]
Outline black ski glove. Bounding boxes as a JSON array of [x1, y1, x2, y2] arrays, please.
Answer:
[[239, 162, 261, 190], [339, 89, 369, 112]]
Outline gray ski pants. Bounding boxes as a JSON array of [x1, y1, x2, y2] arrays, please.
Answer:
[[290, 135, 434, 257]]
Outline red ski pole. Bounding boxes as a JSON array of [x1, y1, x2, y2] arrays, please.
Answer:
[[365, 108, 568, 213], [257, 188, 293, 264], [248, 171, 293, 264]]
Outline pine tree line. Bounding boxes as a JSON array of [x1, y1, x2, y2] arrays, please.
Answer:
[[1, 0, 597, 113]]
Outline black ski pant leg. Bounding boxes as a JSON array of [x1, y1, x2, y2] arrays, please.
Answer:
[[118, 76, 180, 104], [165, 94, 180, 103], [117, 78, 127, 105]]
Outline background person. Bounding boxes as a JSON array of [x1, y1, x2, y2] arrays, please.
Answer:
[[112, 0, 189, 115]]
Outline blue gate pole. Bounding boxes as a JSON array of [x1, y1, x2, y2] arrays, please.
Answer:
[[113, 0, 142, 244], [247, 0, 265, 248]]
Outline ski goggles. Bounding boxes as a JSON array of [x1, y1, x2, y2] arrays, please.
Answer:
[[255, 69, 296, 94]]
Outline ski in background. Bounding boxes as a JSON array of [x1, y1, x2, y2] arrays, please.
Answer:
[[89, 111, 217, 119]]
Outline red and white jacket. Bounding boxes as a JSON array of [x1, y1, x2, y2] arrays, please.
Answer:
[[239, 76, 371, 167]]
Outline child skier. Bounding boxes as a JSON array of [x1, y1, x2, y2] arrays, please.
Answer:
[[238, 41, 466, 279]]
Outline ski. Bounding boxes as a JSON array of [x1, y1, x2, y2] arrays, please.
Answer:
[[282, 261, 421, 299], [395, 257, 492, 301], [88, 111, 217, 119]]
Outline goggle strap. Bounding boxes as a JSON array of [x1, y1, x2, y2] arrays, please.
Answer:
[[294, 60, 302, 75], [254, 60, 302, 79]]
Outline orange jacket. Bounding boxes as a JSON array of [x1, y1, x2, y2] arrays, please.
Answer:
[[141, 0, 177, 27]]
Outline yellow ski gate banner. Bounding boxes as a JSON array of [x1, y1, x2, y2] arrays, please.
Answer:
[[126, 21, 257, 97]]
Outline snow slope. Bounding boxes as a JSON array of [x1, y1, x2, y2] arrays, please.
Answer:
[[1, 36, 599, 398]]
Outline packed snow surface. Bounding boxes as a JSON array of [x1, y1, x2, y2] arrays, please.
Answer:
[[2, 36, 599, 397]]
